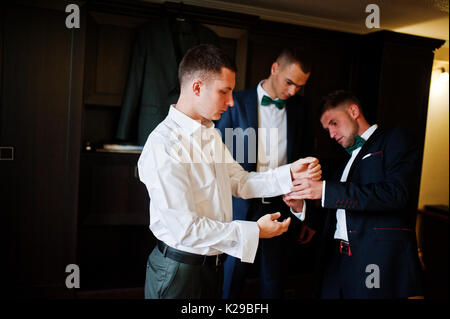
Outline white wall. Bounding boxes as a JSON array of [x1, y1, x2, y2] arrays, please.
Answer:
[[418, 60, 449, 208]]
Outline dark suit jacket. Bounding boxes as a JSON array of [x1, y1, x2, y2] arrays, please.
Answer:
[[117, 18, 219, 145], [215, 87, 314, 230], [318, 126, 424, 298]]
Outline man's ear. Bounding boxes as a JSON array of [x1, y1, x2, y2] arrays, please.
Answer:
[[192, 80, 202, 96], [271, 62, 280, 75], [348, 104, 360, 119]]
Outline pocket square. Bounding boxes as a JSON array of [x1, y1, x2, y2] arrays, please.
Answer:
[[362, 151, 383, 160]]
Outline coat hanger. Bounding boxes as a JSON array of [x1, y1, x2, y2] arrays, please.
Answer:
[[175, 2, 186, 22]]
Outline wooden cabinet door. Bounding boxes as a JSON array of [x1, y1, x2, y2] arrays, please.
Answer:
[[0, 2, 84, 297]]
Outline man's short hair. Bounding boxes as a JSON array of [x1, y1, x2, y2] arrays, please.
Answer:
[[320, 90, 363, 116], [276, 47, 312, 74], [178, 44, 237, 86]]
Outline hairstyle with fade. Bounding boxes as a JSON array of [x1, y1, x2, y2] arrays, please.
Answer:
[[320, 90, 363, 116], [276, 47, 312, 74], [178, 44, 237, 87]]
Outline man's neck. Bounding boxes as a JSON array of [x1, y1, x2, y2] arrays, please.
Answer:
[[357, 121, 371, 136], [175, 98, 205, 124], [261, 78, 277, 100]]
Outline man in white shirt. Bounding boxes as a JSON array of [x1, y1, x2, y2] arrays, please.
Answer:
[[138, 44, 321, 299], [283, 90, 424, 298], [215, 48, 315, 299]]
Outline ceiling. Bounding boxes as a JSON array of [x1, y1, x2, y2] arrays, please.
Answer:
[[145, 0, 449, 55]]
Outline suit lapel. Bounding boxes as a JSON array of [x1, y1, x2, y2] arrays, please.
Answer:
[[242, 88, 258, 169], [245, 88, 258, 131], [347, 127, 383, 178]]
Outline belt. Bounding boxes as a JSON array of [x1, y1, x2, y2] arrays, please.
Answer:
[[337, 240, 352, 256], [157, 240, 225, 267]]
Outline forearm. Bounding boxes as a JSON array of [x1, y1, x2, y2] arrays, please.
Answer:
[[229, 162, 293, 199]]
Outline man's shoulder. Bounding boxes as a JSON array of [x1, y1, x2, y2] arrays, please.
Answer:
[[146, 118, 177, 143], [365, 125, 419, 158], [372, 125, 414, 143], [286, 94, 308, 107], [233, 87, 257, 104]]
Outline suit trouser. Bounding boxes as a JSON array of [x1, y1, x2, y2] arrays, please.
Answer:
[[320, 241, 354, 299], [222, 199, 288, 299], [145, 246, 222, 299]]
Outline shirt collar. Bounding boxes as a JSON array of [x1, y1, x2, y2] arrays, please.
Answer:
[[168, 105, 214, 135], [360, 124, 378, 141]]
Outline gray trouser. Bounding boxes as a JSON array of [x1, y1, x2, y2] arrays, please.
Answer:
[[145, 246, 222, 299]]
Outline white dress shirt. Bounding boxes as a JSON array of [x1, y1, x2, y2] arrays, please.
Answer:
[[138, 106, 294, 263], [256, 81, 306, 220], [321, 124, 378, 241], [256, 81, 287, 172]]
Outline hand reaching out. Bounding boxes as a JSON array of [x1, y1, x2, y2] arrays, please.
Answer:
[[257, 212, 291, 238]]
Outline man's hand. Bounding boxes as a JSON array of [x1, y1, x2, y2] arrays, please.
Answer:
[[284, 178, 323, 200], [282, 195, 304, 213], [257, 212, 291, 238], [297, 223, 316, 244], [290, 157, 322, 181]]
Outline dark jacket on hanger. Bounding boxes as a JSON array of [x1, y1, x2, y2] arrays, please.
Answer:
[[117, 18, 219, 145]]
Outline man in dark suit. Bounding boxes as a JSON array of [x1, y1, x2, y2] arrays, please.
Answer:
[[215, 48, 314, 299], [283, 90, 424, 298]]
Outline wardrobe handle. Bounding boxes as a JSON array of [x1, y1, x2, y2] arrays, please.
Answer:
[[0, 146, 14, 160]]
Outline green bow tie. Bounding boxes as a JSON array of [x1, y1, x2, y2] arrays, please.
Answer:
[[261, 95, 286, 110], [345, 135, 366, 155]]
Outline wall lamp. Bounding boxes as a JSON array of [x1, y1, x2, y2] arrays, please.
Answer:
[[438, 67, 449, 83]]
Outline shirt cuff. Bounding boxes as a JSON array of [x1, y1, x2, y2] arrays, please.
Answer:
[[321, 180, 326, 207], [276, 163, 294, 194], [290, 200, 306, 221], [235, 220, 259, 263]]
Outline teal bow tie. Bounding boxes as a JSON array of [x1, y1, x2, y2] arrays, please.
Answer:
[[345, 135, 366, 155], [261, 95, 286, 110]]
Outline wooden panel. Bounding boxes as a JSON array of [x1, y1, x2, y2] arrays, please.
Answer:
[[77, 153, 153, 290], [77, 225, 156, 290], [377, 43, 434, 142], [1, 3, 84, 297], [205, 24, 248, 91], [418, 210, 449, 298], [84, 12, 147, 106], [78, 152, 149, 226]]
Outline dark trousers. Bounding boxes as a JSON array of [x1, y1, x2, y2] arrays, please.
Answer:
[[222, 235, 285, 299], [222, 198, 290, 299], [320, 239, 425, 299], [145, 246, 222, 299], [320, 241, 355, 299]]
